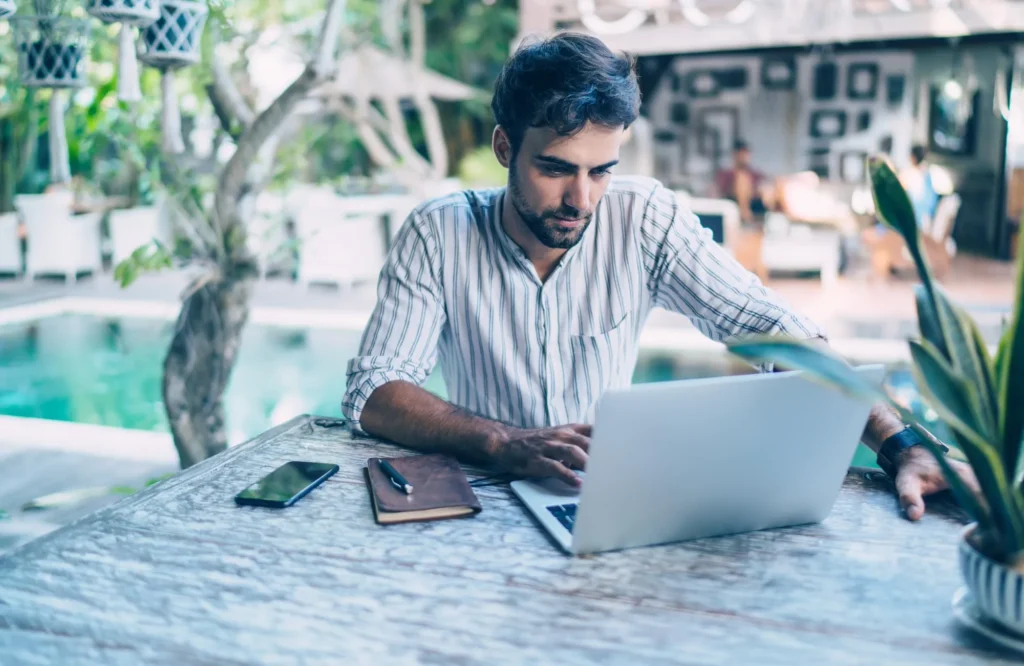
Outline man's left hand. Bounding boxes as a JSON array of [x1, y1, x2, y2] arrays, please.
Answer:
[[894, 446, 981, 521]]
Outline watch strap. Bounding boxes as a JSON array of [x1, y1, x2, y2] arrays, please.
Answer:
[[876, 427, 948, 478]]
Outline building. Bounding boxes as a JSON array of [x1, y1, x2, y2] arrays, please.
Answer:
[[518, 0, 1024, 260]]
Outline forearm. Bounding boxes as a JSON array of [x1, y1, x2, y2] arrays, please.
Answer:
[[359, 380, 510, 466], [860, 402, 907, 453]]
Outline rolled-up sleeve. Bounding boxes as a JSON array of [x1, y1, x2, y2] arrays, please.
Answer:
[[342, 210, 446, 429], [641, 182, 826, 344]]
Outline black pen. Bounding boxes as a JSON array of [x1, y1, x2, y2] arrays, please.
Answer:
[[378, 458, 413, 494]]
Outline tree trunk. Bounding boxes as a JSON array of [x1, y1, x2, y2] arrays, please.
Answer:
[[162, 277, 253, 468]]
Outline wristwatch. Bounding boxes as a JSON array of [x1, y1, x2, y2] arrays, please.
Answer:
[[876, 426, 949, 479]]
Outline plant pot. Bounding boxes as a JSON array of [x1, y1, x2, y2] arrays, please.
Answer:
[[0, 0, 16, 21], [21, 40, 84, 83], [12, 17, 91, 89], [959, 524, 1024, 637], [138, 0, 208, 70]]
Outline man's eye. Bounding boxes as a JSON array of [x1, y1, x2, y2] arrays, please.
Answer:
[[591, 168, 612, 177], [544, 167, 570, 176]]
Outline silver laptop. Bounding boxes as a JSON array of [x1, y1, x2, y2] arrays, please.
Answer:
[[511, 365, 886, 555]]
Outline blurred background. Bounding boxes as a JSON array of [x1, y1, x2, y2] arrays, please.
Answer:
[[0, 0, 1020, 549]]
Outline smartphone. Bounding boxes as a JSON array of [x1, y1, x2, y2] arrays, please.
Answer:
[[234, 461, 340, 508]]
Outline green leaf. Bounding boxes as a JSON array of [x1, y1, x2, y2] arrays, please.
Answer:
[[108, 486, 138, 496], [727, 336, 884, 403], [999, 220, 1024, 486], [868, 156, 931, 284], [144, 473, 174, 487], [951, 429, 1024, 556], [932, 285, 999, 440], [907, 339, 987, 449], [914, 284, 949, 362]]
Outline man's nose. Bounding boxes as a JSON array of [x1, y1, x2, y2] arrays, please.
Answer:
[[563, 174, 591, 214]]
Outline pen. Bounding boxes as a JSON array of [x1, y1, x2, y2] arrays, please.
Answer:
[[378, 458, 413, 494]]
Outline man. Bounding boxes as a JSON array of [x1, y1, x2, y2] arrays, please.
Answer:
[[713, 139, 771, 224], [344, 32, 975, 521]]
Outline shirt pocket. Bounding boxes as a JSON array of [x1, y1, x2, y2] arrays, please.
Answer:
[[565, 313, 633, 414]]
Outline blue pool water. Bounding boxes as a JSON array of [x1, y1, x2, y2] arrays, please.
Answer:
[[0, 314, 938, 466]]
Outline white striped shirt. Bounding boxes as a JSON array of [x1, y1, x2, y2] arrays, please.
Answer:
[[343, 176, 823, 430]]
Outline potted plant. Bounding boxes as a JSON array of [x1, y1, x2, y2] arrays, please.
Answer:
[[726, 155, 1024, 638], [0, 0, 16, 21], [137, 0, 208, 154], [13, 1, 90, 87]]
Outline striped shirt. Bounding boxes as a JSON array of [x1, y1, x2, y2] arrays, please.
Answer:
[[342, 176, 824, 430]]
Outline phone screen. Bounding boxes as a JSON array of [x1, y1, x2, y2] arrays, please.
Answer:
[[235, 461, 339, 507]]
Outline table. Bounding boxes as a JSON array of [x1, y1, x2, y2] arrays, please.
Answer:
[[0, 415, 1019, 665]]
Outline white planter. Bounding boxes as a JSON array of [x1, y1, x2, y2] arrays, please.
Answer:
[[959, 524, 1024, 637]]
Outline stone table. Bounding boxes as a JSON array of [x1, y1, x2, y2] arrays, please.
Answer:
[[0, 415, 1019, 664]]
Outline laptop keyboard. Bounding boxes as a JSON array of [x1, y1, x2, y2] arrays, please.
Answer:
[[546, 503, 578, 533]]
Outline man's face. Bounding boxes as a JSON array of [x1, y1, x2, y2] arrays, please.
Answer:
[[735, 148, 751, 168], [499, 123, 624, 250]]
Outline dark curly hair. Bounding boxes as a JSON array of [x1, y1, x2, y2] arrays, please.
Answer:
[[491, 32, 641, 154]]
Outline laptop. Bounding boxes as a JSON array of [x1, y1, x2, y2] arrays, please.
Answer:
[[511, 365, 886, 555]]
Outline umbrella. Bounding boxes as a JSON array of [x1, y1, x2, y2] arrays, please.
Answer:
[[313, 44, 484, 102]]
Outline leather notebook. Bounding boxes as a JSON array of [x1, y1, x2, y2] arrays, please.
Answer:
[[364, 453, 482, 525]]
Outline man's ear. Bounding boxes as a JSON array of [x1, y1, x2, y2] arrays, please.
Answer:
[[492, 126, 512, 169]]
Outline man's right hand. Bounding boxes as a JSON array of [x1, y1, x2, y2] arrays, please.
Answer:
[[489, 424, 592, 487]]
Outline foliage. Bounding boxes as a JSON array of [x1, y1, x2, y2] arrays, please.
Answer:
[[457, 145, 505, 187], [727, 155, 1024, 568]]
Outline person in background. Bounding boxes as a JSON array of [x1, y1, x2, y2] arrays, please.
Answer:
[[712, 139, 771, 224], [899, 144, 940, 230]]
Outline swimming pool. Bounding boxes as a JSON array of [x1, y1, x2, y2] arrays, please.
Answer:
[[0, 313, 937, 467]]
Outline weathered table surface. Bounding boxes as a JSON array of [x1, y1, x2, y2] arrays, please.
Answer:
[[1, 415, 1020, 665]]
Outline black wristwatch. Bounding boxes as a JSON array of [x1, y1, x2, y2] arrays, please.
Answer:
[[876, 426, 949, 479]]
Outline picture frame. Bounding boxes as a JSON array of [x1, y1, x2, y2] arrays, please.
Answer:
[[715, 67, 748, 91], [838, 150, 869, 183], [671, 102, 689, 125], [856, 110, 872, 132], [697, 106, 739, 157], [809, 109, 847, 139], [813, 62, 838, 101], [686, 69, 721, 98], [761, 55, 797, 91], [846, 62, 879, 101], [886, 74, 906, 107], [929, 84, 979, 156], [808, 147, 830, 178]]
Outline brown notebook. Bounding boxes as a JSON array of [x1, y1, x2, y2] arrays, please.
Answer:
[[364, 453, 482, 525]]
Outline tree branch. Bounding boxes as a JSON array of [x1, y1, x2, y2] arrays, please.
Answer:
[[207, 50, 255, 136], [215, 0, 347, 236]]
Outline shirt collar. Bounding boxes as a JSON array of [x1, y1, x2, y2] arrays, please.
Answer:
[[491, 189, 596, 282]]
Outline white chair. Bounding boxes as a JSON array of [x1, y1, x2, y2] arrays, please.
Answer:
[[0, 213, 21, 277], [108, 206, 163, 267], [761, 216, 842, 286], [294, 190, 388, 289], [243, 192, 291, 279], [675, 193, 742, 249], [16, 192, 102, 282]]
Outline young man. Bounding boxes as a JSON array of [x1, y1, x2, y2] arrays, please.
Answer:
[[343, 33, 975, 521], [713, 139, 770, 223]]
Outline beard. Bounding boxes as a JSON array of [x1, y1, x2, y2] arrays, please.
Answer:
[[508, 163, 593, 250]]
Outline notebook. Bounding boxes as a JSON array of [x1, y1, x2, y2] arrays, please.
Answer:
[[364, 453, 482, 525]]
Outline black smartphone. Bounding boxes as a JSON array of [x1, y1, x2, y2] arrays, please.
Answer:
[[234, 461, 340, 508]]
